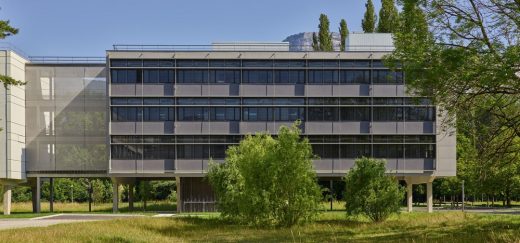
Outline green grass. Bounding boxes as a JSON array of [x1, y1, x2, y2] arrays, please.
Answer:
[[0, 201, 176, 218], [0, 211, 519, 242]]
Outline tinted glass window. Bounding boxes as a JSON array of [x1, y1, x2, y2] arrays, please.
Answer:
[[242, 70, 273, 83], [308, 70, 339, 84], [308, 98, 339, 105], [274, 70, 305, 84], [177, 60, 208, 67], [373, 107, 404, 121], [340, 107, 371, 121], [373, 70, 404, 84], [111, 70, 142, 83], [111, 145, 142, 159], [340, 60, 370, 67], [405, 107, 435, 121], [340, 144, 371, 158], [340, 70, 370, 84], [340, 98, 370, 105], [209, 59, 241, 67], [274, 60, 306, 67], [308, 107, 338, 121], [178, 70, 208, 83], [177, 107, 209, 121], [373, 98, 404, 105], [273, 107, 305, 121], [242, 60, 272, 67], [209, 70, 240, 84], [243, 107, 272, 121]]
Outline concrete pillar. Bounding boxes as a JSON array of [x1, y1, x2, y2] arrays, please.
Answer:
[[32, 177, 41, 213], [407, 182, 413, 213], [3, 185, 12, 215], [427, 181, 433, 213], [128, 183, 134, 211], [176, 177, 182, 213], [112, 178, 119, 213], [49, 178, 54, 213]]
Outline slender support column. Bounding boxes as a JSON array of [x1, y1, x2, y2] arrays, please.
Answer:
[[49, 178, 54, 213], [407, 182, 413, 213], [35, 177, 41, 213], [176, 177, 182, 213], [329, 180, 333, 211], [88, 181, 93, 212], [427, 181, 433, 213], [3, 185, 12, 215], [143, 181, 148, 211], [128, 183, 134, 211], [112, 178, 119, 213]]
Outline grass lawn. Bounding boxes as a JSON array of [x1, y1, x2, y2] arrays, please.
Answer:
[[0, 211, 519, 242], [0, 201, 176, 218]]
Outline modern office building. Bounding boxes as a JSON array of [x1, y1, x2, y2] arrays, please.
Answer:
[[0, 33, 456, 215]]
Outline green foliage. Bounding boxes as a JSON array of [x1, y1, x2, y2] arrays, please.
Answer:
[[313, 14, 333, 51], [339, 19, 349, 51], [312, 32, 319, 51], [344, 157, 403, 222], [0, 20, 18, 39], [0, 18, 23, 89], [150, 181, 176, 200], [362, 0, 377, 33], [386, 1, 520, 164], [377, 0, 399, 33], [207, 121, 321, 227]]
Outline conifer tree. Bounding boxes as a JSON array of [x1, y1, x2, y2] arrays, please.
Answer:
[[362, 0, 377, 33], [312, 32, 319, 51], [318, 14, 333, 51], [339, 19, 349, 51], [377, 0, 399, 33]]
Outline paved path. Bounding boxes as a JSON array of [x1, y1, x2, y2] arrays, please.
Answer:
[[411, 207, 520, 214], [0, 214, 144, 230]]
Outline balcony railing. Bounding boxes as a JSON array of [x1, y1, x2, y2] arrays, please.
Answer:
[[29, 56, 106, 64]]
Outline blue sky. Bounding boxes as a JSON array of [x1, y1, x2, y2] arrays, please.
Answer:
[[0, 0, 382, 56]]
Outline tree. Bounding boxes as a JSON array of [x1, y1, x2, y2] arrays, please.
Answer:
[[377, 0, 399, 33], [0, 18, 23, 87], [312, 32, 319, 51], [344, 157, 403, 222], [386, 1, 520, 202], [315, 14, 333, 51], [339, 19, 349, 51], [362, 0, 377, 33], [207, 122, 321, 227]]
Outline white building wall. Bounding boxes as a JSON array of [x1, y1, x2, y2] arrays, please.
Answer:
[[434, 109, 457, 177], [0, 50, 27, 180]]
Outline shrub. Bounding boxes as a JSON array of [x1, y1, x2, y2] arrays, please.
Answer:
[[207, 121, 321, 227], [344, 157, 404, 222]]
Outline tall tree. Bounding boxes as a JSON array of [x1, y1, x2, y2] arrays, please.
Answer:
[[386, 0, 520, 159], [312, 32, 319, 51], [0, 18, 23, 87], [339, 19, 349, 51], [362, 0, 377, 33], [317, 14, 333, 51], [377, 0, 399, 33]]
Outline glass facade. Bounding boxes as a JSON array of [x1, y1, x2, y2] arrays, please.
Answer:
[[109, 57, 437, 174]]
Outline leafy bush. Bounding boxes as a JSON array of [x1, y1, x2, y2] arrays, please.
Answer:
[[207, 122, 321, 227], [344, 157, 404, 222]]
